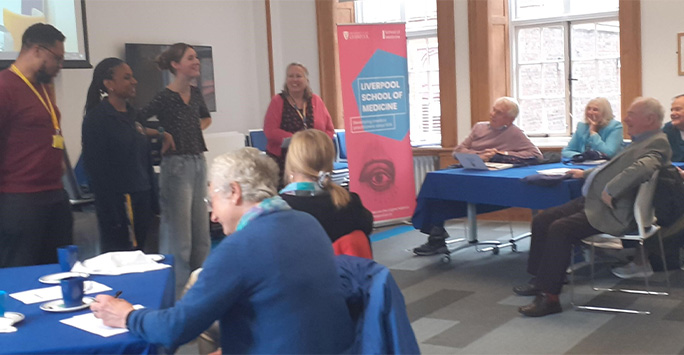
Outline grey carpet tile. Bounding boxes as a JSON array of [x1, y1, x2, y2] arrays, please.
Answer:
[[390, 266, 451, 290], [421, 297, 523, 349], [411, 317, 459, 343], [456, 310, 614, 354], [663, 298, 684, 322], [419, 342, 461, 354], [568, 298, 684, 354], [406, 289, 474, 322]]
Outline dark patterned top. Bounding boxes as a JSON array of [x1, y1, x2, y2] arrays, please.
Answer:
[[140, 86, 210, 155], [279, 93, 313, 133]]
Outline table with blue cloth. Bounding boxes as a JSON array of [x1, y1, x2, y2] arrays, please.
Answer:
[[0, 256, 174, 355], [412, 163, 585, 245]]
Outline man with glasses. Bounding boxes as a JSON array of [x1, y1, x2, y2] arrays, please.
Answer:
[[0, 23, 72, 267]]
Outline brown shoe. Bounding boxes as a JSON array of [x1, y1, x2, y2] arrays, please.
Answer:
[[519, 293, 562, 317]]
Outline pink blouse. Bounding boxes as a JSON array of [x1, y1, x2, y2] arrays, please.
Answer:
[[263, 93, 335, 157]]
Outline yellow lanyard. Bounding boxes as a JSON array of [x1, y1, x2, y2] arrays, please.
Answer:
[[289, 95, 307, 122], [9, 64, 60, 134]]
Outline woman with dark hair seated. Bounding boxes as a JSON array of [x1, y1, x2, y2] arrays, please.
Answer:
[[562, 97, 623, 160], [281, 129, 373, 256], [81, 58, 155, 252], [91, 148, 355, 354]]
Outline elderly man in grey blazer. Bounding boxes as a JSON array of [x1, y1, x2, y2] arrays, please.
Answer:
[[513, 97, 672, 317]]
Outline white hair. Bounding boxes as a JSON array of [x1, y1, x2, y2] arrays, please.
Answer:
[[495, 96, 520, 119], [209, 148, 279, 203], [633, 97, 665, 124], [585, 97, 615, 127]]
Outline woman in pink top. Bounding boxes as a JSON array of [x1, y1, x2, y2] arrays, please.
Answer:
[[263, 63, 335, 178]]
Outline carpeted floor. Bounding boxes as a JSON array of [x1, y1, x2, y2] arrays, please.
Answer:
[[374, 220, 684, 354]]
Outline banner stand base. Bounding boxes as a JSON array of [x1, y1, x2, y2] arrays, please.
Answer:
[[373, 218, 412, 229]]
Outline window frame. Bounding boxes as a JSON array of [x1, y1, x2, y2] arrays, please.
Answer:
[[353, 1, 442, 146], [510, 5, 619, 137]]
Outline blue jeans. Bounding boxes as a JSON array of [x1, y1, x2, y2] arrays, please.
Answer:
[[159, 154, 210, 294]]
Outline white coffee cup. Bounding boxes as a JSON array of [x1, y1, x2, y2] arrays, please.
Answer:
[[0, 317, 13, 330]]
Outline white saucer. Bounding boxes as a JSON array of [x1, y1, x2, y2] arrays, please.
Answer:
[[39, 297, 95, 313], [38, 271, 90, 284], [147, 254, 165, 262], [1, 312, 24, 325]]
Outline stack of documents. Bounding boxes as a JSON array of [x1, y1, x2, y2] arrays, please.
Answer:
[[72, 251, 170, 276]]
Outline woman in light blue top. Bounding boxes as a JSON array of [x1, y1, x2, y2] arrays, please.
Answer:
[[562, 97, 623, 159]]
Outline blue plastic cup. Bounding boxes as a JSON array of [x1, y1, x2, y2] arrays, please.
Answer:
[[60, 277, 85, 308], [0, 290, 6, 317], [57, 245, 79, 272]]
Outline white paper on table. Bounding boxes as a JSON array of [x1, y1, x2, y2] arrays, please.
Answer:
[[60, 304, 144, 337], [536, 167, 572, 176], [71, 251, 170, 276], [9, 281, 112, 304]]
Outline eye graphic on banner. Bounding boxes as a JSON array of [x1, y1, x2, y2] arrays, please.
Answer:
[[359, 159, 395, 192]]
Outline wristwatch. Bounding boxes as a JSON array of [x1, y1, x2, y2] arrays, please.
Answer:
[[157, 127, 165, 142]]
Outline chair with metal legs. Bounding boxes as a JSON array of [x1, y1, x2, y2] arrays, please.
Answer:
[[569, 170, 670, 315]]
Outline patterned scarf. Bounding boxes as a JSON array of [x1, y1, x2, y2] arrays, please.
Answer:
[[235, 196, 291, 232], [279, 181, 326, 196]]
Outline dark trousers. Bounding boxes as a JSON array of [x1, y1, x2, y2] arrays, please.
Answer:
[[0, 189, 73, 267], [527, 197, 601, 295], [94, 190, 153, 253]]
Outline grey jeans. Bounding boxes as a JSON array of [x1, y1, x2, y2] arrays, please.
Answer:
[[159, 154, 210, 294]]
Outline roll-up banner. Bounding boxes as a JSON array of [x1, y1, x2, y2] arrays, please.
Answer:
[[337, 23, 416, 225]]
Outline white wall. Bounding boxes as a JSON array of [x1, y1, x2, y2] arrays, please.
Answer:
[[269, 0, 320, 95], [641, 0, 684, 120], [54, 0, 271, 162]]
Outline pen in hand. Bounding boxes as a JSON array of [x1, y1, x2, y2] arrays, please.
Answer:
[[114, 291, 122, 299]]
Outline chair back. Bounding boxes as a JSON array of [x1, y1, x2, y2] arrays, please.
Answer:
[[634, 170, 660, 237], [333, 230, 372, 259], [248, 129, 268, 151], [61, 148, 94, 206], [332, 133, 340, 161], [335, 255, 419, 354], [335, 129, 347, 162]]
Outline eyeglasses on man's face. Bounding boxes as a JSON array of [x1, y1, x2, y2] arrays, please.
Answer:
[[39, 45, 64, 64]]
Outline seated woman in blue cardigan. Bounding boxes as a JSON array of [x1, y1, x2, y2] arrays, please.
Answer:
[[90, 148, 355, 354], [562, 97, 623, 159]]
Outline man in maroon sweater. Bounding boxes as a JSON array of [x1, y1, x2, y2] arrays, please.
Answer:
[[414, 97, 542, 256], [0, 24, 72, 267]]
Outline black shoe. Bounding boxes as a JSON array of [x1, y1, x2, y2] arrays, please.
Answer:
[[513, 283, 541, 296], [413, 234, 448, 256], [519, 294, 562, 317]]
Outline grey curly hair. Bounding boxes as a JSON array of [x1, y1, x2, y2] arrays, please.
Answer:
[[209, 148, 279, 203]]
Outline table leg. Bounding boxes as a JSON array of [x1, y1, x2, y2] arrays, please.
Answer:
[[467, 202, 478, 242]]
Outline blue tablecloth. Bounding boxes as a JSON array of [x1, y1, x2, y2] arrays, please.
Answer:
[[412, 163, 585, 231], [0, 256, 175, 355]]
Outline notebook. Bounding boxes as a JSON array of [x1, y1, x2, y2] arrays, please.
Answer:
[[454, 153, 514, 171]]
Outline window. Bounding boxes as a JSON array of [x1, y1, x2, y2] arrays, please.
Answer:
[[511, 0, 620, 136], [354, 0, 440, 146]]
